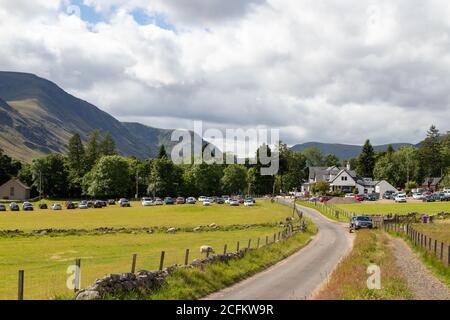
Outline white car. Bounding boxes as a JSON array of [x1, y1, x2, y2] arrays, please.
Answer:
[[244, 200, 254, 207], [198, 196, 207, 202], [51, 203, 62, 210], [203, 199, 212, 206], [345, 193, 355, 198], [412, 193, 424, 200], [79, 202, 88, 209], [186, 197, 197, 204], [394, 194, 407, 203], [141, 197, 154, 206], [229, 199, 240, 206]]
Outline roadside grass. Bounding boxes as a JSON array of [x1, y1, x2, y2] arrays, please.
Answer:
[[315, 229, 413, 300], [0, 200, 289, 232], [336, 202, 450, 215], [299, 202, 349, 223], [412, 220, 450, 243], [110, 221, 317, 300], [0, 227, 285, 300]]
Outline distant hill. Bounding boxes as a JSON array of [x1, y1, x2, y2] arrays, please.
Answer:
[[290, 142, 417, 160], [0, 72, 200, 162]]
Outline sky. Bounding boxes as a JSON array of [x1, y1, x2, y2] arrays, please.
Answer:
[[1, 0, 450, 148]]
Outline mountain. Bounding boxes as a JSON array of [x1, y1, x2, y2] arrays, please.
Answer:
[[0, 71, 192, 162], [290, 142, 416, 160]]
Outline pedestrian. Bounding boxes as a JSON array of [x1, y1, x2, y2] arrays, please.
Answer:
[[429, 215, 434, 224], [421, 215, 428, 224]]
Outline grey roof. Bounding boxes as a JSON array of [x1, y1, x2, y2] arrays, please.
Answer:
[[309, 166, 357, 183], [421, 177, 443, 187], [0, 179, 31, 190]]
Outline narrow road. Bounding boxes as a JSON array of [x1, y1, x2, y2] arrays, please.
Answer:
[[205, 203, 354, 300]]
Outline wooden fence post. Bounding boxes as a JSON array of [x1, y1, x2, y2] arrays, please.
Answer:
[[75, 259, 81, 292], [131, 254, 137, 273], [257, 238, 260, 248], [223, 244, 228, 255], [236, 241, 240, 252], [247, 239, 252, 250], [266, 236, 269, 245], [441, 242, 444, 260], [273, 233, 276, 243], [18, 270, 24, 301], [184, 249, 190, 265], [159, 251, 165, 271], [447, 245, 450, 267]]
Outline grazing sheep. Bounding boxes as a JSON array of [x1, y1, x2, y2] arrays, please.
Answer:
[[209, 223, 217, 228], [193, 227, 202, 232], [200, 245, 215, 255], [167, 227, 177, 233]]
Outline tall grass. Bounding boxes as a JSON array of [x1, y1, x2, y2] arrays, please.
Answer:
[[315, 230, 412, 300]]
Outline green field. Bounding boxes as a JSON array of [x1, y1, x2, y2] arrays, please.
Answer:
[[413, 220, 450, 243], [0, 200, 289, 232], [335, 202, 450, 215], [0, 200, 298, 300]]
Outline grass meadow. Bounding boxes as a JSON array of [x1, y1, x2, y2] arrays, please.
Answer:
[[335, 202, 450, 215], [0, 200, 301, 300]]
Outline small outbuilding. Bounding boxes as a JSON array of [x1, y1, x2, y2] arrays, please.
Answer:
[[0, 179, 31, 200]]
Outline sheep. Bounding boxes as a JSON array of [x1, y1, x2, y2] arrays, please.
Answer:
[[167, 227, 177, 233], [193, 227, 202, 232], [209, 223, 217, 228], [200, 245, 215, 255]]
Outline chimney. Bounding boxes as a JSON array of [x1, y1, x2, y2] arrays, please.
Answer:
[[346, 162, 351, 171]]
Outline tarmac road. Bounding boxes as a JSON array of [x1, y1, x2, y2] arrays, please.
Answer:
[[205, 203, 354, 300]]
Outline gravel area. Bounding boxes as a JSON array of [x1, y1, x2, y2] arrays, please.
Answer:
[[391, 237, 450, 300]]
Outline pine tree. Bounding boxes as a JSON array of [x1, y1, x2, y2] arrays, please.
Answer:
[[67, 133, 85, 175], [100, 132, 116, 156], [418, 125, 443, 178], [85, 129, 100, 171], [158, 144, 168, 159], [357, 140, 375, 178]]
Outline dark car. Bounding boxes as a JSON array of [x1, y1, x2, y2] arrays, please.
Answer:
[[39, 203, 48, 210], [350, 216, 373, 230], [107, 199, 116, 205], [176, 197, 185, 204], [164, 197, 175, 205], [422, 195, 436, 202], [66, 202, 76, 210], [23, 202, 34, 211], [245, 197, 256, 204], [215, 197, 225, 204], [366, 194, 378, 201], [10, 202, 20, 211], [119, 199, 131, 207], [93, 200, 103, 208], [0, 203, 6, 211], [100, 200, 107, 207], [383, 190, 396, 200], [87, 201, 94, 208]]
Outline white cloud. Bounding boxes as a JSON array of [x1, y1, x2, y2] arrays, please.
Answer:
[[1, 0, 450, 147]]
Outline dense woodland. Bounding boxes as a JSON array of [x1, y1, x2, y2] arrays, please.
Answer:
[[1, 126, 449, 199]]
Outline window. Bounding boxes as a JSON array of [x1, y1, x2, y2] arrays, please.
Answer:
[[341, 176, 348, 181], [10, 187, 15, 197]]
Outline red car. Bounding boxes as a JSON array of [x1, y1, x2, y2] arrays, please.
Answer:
[[355, 194, 364, 202], [319, 196, 331, 203], [176, 197, 185, 204]]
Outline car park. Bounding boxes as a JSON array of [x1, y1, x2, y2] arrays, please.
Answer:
[[164, 197, 175, 205], [186, 197, 197, 204], [51, 203, 62, 210], [23, 202, 34, 211], [350, 216, 373, 230], [141, 197, 154, 206], [0, 203, 6, 211], [10, 202, 20, 211], [176, 197, 186, 204]]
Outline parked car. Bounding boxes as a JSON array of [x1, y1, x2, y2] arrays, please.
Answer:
[[153, 197, 163, 205], [107, 199, 116, 205], [215, 197, 225, 204], [345, 193, 355, 198], [365, 194, 378, 201], [244, 199, 254, 207], [383, 190, 396, 200], [66, 201, 76, 210], [10, 202, 20, 211], [79, 201, 89, 209], [51, 203, 62, 210], [203, 198, 212, 206], [222, 195, 230, 202], [433, 192, 449, 202], [87, 201, 94, 208], [245, 197, 256, 204], [354, 194, 365, 202], [412, 193, 424, 200], [229, 199, 240, 206], [164, 197, 175, 205], [186, 197, 197, 204], [422, 195, 435, 202], [39, 203, 48, 210], [350, 216, 373, 230], [22, 202, 34, 211], [0, 203, 6, 211], [93, 200, 104, 208], [141, 197, 154, 206], [394, 194, 407, 203], [198, 196, 207, 202], [319, 196, 331, 203], [176, 197, 186, 204], [119, 199, 131, 207]]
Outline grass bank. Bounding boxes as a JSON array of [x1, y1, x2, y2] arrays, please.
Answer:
[[299, 201, 349, 222], [112, 222, 317, 300], [315, 229, 412, 300]]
